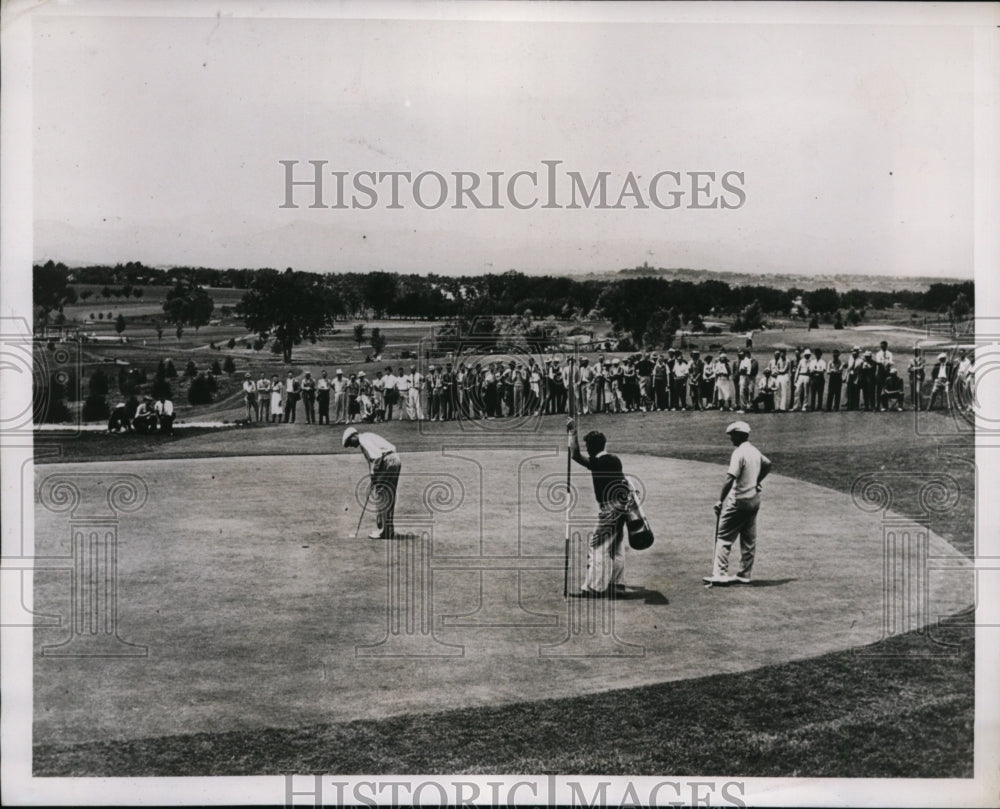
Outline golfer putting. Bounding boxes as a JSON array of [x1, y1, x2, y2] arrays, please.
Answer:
[[704, 420, 771, 587], [342, 427, 401, 540]]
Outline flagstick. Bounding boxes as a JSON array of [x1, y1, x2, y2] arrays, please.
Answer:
[[563, 347, 577, 598]]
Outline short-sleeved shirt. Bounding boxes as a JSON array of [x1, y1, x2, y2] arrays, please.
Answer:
[[357, 433, 396, 464], [727, 441, 770, 500]]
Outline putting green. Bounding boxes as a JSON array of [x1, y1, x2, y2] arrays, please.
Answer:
[[33, 450, 972, 745]]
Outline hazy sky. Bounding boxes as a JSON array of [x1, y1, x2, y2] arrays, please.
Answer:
[[31, 4, 979, 278]]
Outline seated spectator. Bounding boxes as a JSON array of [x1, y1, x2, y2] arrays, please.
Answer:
[[752, 368, 778, 412], [133, 396, 158, 434], [881, 366, 905, 412], [107, 402, 130, 433]]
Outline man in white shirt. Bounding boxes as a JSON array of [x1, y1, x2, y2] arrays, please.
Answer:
[[704, 421, 771, 586], [242, 373, 258, 422], [954, 349, 973, 412], [407, 365, 424, 421], [331, 369, 348, 424], [792, 349, 812, 411], [154, 396, 175, 435], [808, 349, 827, 412], [874, 341, 894, 406], [396, 366, 412, 420], [343, 427, 402, 540], [382, 366, 398, 421], [315, 370, 331, 425]]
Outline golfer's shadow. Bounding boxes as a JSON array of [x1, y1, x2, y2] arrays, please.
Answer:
[[615, 585, 669, 605]]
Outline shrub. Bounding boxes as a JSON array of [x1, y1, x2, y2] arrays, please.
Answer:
[[223, 356, 236, 375], [165, 359, 178, 378], [150, 376, 172, 400], [89, 369, 110, 397], [187, 373, 214, 405], [211, 359, 222, 375], [184, 359, 198, 378], [82, 393, 110, 422]]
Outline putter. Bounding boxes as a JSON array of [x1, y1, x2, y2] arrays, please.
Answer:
[[353, 486, 373, 539]]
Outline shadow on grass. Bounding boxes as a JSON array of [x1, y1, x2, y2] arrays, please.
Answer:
[[615, 586, 669, 604]]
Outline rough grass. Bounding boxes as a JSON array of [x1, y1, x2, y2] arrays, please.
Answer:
[[33, 408, 975, 777]]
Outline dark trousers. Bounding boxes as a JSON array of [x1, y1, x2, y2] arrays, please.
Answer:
[[825, 376, 842, 411], [861, 380, 876, 411], [653, 378, 668, 409], [809, 376, 825, 411], [909, 378, 924, 410], [317, 390, 330, 424], [669, 379, 685, 408], [284, 393, 299, 422], [846, 379, 859, 410], [302, 391, 316, 423]]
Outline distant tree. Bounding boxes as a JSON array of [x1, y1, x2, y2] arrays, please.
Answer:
[[353, 323, 367, 347], [156, 359, 167, 378], [805, 287, 840, 315], [223, 356, 236, 375], [951, 292, 971, 322], [133, 288, 144, 299], [847, 307, 862, 326], [363, 271, 398, 318], [738, 299, 764, 331], [163, 281, 214, 333], [155, 321, 164, 342], [211, 359, 222, 375], [644, 306, 681, 349], [833, 310, 845, 330], [175, 324, 184, 341], [115, 313, 127, 335], [227, 337, 236, 349], [100, 286, 113, 299], [107, 312, 112, 319], [253, 338, 264, 352], [184, 359, 198, 378], [165, 359, 178, 378], [97, 313, 104, 320], [370, 327, 386, 357], [237, 268, 340, 362], [597, 277, 672, 346], [809, 316, 820, 330]]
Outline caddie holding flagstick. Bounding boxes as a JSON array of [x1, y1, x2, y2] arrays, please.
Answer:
[[342, 426, 402, 540], [566, 415, 630, 598], [703, 420, 771, 587]]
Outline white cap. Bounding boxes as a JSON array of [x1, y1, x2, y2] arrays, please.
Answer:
[[938, 352, 947, 359], [358, 371, 366, 377], [342, 427, 358, 446], [803, 349, 812, 356], [336, 368, 343, 375], [726, 421, 751, 435]]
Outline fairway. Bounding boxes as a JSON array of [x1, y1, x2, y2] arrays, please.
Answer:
[[33, 447, 972, 749]]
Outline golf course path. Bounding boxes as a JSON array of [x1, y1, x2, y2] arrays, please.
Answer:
[[33, 450, 972, 745]]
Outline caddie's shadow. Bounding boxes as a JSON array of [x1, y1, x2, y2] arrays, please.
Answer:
[[742, 577, 797, 588], [615, 585, 669, 605]]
